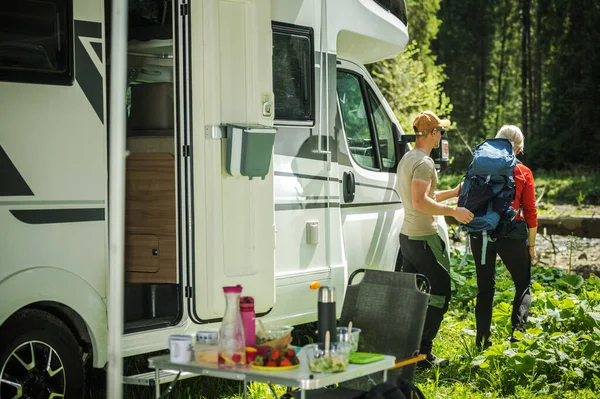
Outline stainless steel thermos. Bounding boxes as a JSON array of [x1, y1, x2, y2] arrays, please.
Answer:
[[317, 286, 337, 343]]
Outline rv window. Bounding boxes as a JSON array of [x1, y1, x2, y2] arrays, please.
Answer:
[[368, 89, 397, 170], [0, 0, 72, 85], [337, 71, 377, 170], [373, 0, 408, 25], [272, 23, 314, 123]]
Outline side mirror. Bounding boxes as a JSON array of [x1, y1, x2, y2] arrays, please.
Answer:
[[397, 128, 415, 163], [431, 139, 450, 172]]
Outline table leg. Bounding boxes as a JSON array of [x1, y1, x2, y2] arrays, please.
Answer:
[[243, 379, 248, 399], [155, 369, 160, 398], [383, 369, 388, 383]]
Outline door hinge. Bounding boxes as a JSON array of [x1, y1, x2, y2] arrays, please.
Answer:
[[185, 286, 193, 298], [180, 4, 189, 16], [183, 145, 191, 157]]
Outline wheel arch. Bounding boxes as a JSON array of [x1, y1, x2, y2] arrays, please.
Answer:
[[0, 267, 108, 368]]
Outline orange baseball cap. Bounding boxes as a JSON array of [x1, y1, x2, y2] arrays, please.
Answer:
[[413, 111, 451, 135]]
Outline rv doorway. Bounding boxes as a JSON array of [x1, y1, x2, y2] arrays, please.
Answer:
[[107, 0, 182, 333]]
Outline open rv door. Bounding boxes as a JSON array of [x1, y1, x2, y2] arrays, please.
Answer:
[[185, 0, 277, 323], [336, 60, 404, 276]]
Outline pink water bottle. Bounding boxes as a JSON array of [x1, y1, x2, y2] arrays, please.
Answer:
[[240, 296, 256, 347]]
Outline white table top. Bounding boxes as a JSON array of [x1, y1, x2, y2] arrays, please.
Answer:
[[148, 349, 395, 390]]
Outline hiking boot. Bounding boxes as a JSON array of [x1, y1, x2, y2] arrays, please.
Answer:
[[416, 353, 449, 370], [476, 339, 492, 351], [510, 326, 525, 343]]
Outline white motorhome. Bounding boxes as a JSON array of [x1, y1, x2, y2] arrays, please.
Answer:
[[0, 0, 449, 396]]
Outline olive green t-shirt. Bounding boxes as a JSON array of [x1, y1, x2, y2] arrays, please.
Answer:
[[397, 148, 438, 236]]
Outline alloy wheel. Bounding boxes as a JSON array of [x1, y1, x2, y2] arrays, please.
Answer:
[[0, 340, 66, 399]]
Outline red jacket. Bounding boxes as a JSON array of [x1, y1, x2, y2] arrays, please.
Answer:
[[513, 163, 538, 228]]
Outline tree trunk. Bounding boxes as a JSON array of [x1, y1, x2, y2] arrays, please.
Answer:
[[521, 0, 530, 134], [496, 0, 511, 127]]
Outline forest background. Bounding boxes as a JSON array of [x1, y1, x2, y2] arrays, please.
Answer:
[[370, 0, 600, 173]]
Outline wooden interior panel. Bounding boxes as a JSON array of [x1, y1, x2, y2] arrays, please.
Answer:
[[125, 233, 159, 273], [125, 153, 177, 284]]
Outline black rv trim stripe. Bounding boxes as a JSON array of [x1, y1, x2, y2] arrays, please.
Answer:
[[274, 170, 399, 197], [340, 201, 402, 209], [274, 171, 329, 181], [74, 20, 104, 123], [274, 200, 401, 211], [275, 202, 339, 211], [91, 42, 103, 62], [10, 208, 105, 224], [0, 145, 34, 196], [355, 182, 400, 198]]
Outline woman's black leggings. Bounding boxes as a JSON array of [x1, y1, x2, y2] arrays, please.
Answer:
[[470, 234, 532, 345]]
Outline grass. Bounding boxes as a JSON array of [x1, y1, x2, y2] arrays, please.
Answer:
[[89, 249, 600, 398]]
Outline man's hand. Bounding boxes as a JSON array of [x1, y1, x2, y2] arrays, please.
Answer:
[[529, 246, 536, 264], [454, 182, 463, 197], [453, 207, 474, 224]]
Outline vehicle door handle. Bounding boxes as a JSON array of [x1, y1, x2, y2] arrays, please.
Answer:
[[343, 171, 355, 203]]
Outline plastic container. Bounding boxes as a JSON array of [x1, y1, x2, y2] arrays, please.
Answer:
[[336, 327, 361, 352], [194, 331, 218, 363], [304, 342, 352, 373], [255, 325, 294, 346], [218, 285, 246, 368], [240, 296, 256, 347], [168, 334, 193, 364]]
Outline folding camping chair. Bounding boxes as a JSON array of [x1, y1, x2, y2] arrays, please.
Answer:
[[287, 269, 430, 398]]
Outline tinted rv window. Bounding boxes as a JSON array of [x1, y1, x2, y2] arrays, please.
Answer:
[[373, 0, 408, 25], [0, 0, 73, 85], [337, 71, 377, 170], [272, 23, 314, 123], [368, 89, 397, 170]]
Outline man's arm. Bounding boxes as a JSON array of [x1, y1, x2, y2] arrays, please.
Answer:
[[411, 179, 473, 223], [435, 182, 462, 202]]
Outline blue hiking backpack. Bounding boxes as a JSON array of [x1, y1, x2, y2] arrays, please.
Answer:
[[458, 138, 518, 264]]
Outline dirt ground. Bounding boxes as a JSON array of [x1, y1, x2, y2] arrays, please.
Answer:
[[449, 232, 600, 277], [535, 233, 600, 277], [535, 203, 600, 276]]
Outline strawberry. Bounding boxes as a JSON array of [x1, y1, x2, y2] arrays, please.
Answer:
[[232, 354, 242, 363], [265, 360, 277, 367], [269, 349, 280, 360], [279, 358, 292, 367], [285, 349, 296, 358]]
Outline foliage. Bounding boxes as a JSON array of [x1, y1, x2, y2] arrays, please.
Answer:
[[367, 0, 453, 136], [89, 249, 600, 398], [415, 249, 600, 398], [435, 0, 600, 171]]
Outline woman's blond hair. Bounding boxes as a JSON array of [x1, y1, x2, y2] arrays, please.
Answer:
[[496, 125, 524, 153]]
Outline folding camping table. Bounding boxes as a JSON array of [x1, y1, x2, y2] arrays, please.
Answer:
[[147, 350, 395, 399]]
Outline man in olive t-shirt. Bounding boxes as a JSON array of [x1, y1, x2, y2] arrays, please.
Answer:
[[397, 111, 473, 369]]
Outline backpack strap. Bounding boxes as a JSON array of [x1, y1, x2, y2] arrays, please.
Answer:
[[480, 231, 488, 265], [515, 163, 526, 219]]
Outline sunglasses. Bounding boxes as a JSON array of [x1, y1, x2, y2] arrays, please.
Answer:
[[434, 127, 446, 136]]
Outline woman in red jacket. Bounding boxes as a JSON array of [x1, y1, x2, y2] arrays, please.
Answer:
[[470, 125, 538, 349]]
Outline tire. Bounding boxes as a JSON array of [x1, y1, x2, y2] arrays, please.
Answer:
[[0, 308, 85, 399]]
